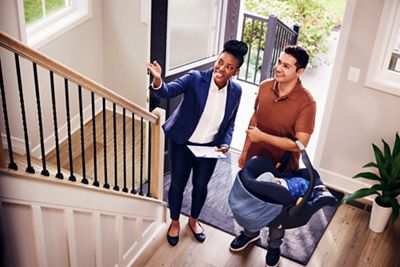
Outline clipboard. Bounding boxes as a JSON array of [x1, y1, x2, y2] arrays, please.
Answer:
[[187, 145, 227, 159]]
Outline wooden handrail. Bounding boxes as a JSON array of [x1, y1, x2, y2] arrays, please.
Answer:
[[0, 31, 157, 124]]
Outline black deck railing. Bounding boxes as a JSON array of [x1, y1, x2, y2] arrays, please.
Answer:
[[238, 12, 300, 85], [0, 32, 165, 200]]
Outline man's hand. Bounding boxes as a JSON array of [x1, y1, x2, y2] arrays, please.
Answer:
[[146, 60, 163, 87], [238, 152, 247, 168], [246, 126, 264, 143]]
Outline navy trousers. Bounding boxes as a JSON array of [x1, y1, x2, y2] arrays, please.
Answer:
[[168, 141, 218, 220]]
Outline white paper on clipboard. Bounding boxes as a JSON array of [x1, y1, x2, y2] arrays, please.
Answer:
[[187, 145, 227, 159]]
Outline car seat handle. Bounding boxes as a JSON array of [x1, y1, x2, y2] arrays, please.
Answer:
[[288, 144, 317, 217], [295, 140, 305, 151]]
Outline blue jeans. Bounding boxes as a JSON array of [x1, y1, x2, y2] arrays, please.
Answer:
[[244, 227, 285, 249], [168, 141, 218, 220]]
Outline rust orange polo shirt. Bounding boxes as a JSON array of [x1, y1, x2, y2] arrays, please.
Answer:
[[245, 79, 316, 171]]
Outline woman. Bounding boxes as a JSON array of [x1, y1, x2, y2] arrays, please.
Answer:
[[146, 40, 248, 246]]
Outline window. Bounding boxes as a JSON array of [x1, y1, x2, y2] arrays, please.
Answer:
[[18, 0, 91, 48], [365, 0, 400, 96], [388, 25, 400, 73], [165, 0, 227, 76]]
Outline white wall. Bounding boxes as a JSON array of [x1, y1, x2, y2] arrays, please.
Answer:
[[316, 0, 400, 193], [0, 0, 150, 157], [102, 0, 150, 109]]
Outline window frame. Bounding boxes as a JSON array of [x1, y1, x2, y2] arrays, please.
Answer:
[[365, 0, 400, 96], [164, 0, 227, 76], [17, 0, 92, 49]]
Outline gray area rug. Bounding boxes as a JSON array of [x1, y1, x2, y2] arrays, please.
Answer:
[[163, 152, 342, 265]]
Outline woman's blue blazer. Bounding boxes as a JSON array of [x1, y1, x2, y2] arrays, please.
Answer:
[[150, 68, 242, 146]]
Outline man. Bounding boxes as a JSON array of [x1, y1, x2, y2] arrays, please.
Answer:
[[230, 45, 315, 267]]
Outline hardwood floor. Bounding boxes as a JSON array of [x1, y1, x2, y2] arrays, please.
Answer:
[[45, 110, 149, 190], [5, 112, 400, 267], [144, 204, 400, 267]]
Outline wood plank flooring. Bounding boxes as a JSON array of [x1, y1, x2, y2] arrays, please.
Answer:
[[144, 204, 400, 267], [45, 110, 149, 190], [5, 112, 400, 267]]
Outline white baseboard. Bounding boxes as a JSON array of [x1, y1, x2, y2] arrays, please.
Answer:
[[1, 134, 27, 156], [31, 97, 103, 158], [319, 167, 375, 202]]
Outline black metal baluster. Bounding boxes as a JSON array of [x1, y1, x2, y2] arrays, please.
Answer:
[[271, 26, 282, 77], [102, 98, 109, 189], [238, 14, 247, 81], [292, 23, 300, 44], [49, 71, 63, 179], [139, 117, 144, 195], [91, 92, 99, 187], [0, 59, 17, 170], [78, 85, 88, 184], [245, 17, 255, 81], [275, 26, 286, 72], [15, 54, 34, 174], [113, 103, 119, 191], [122, 108, 128, 193], [262, 14, 277, 80], [147, 122, 151, 197], [33, 63, 49, 176], [130, 112, 137, 194], [254, 20, 265, 84], [64, 79, 76, 181]]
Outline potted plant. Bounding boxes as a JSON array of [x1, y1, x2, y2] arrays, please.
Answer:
[[340, 132, 400, 233]]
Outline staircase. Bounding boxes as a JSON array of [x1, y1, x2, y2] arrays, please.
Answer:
[[0, 31, 167, 267]]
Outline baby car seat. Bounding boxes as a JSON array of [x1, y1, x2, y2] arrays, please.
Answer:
[[229, 140, 338, 231]]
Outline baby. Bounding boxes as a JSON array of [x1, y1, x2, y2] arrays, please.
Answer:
[[256, 172, 332, 202]]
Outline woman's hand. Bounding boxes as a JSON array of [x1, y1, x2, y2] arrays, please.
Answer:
[[216, 144, 229, 154], [146, 60, 163, 87]]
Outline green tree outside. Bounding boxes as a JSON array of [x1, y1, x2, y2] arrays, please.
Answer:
[[244, 0, 346, 68], [24, 0, 66, 25]]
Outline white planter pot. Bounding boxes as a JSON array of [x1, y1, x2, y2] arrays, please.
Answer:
[[369, 198, 392, 233]]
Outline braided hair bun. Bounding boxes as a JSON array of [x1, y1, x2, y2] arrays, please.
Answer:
[[222, 40, 248, 67]]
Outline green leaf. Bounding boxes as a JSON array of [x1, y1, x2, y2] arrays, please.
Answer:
[[383, 139, 392, 161], [363, 162, 378, 168], [392, 132, 400, 159], [389, 198, 400, 223], [370, 183, 386, 191], [391, 153, 400, 180], [340, 188, 379, 204], [379, 168, 391, 184], [353, 172, 381, 181], [373, 143, 385, 169], [382, 139, 392, 180], [393, 180, 400, 188], [388, 188, 400, 198]]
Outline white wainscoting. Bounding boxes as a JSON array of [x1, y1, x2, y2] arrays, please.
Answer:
[[0, 172, 167, 267]]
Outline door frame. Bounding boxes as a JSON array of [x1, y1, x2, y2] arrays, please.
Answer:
[[149, 0, 241, 173]]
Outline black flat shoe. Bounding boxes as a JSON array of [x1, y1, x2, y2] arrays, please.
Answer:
[[167, 225, 179, 246], [189, 222, 206, 242]]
